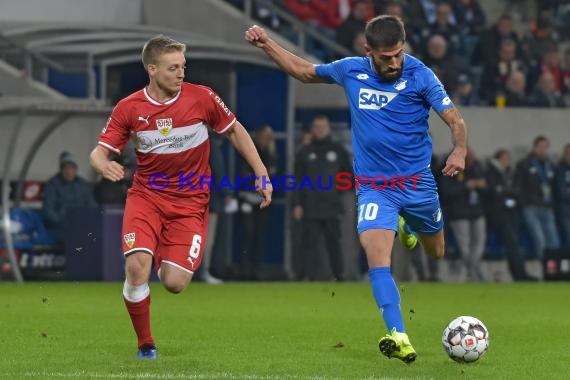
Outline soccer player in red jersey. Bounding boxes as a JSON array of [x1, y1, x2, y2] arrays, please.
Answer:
[[89, 35, 273, 359]]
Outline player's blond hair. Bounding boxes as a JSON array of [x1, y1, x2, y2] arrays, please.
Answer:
[[142, 35, 186, 66]]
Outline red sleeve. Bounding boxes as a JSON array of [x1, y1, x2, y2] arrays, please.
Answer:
[[203, 89, 236, 134], [98, 100, 131, 154]]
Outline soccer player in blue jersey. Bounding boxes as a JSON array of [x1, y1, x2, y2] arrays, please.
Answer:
[[246, 15, 467, 363]]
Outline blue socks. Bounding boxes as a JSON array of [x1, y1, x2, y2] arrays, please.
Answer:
[[369, 266, 405, 333]]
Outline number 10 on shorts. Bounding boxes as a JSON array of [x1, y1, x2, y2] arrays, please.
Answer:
[[358, 203, 379, 223]]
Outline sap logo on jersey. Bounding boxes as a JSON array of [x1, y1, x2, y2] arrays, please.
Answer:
[[358, 88, 398, 110]]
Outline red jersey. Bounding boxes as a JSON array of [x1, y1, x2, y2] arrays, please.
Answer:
[[99, 82, 236, 203]]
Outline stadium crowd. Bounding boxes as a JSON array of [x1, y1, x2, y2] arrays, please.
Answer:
[[228, 0, 570, 108]]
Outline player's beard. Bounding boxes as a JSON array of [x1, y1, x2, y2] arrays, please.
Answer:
[[373, 58, 403, 81], [378, 66, 402, 81]]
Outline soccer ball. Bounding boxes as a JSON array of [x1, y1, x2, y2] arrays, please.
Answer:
[[442, 316, 489, 363]]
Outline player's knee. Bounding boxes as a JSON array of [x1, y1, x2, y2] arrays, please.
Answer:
[[126, 261, 141, 277], [163, 281, 187, 294], [125, 254, 152, 284], [162, 277, 189, 294]]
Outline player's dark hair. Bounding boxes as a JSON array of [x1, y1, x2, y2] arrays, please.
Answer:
[[142, 35, 186, 67], [533, 135, 549, 147], [493, 148, 509, 160], [365, 15, 405, 50]]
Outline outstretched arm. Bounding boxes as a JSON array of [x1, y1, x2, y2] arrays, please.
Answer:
[[225, 121, 273, 208], [245, 25, 324, 84], [437, 106, 467, 177]]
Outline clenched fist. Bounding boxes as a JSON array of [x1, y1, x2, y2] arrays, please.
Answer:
[[245, 25, 270, 48]]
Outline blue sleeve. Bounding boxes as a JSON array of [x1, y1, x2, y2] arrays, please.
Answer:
[[314, 58, 352, 85], [417, 67, 454, 113]]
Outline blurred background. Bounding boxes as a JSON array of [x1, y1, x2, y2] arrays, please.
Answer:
[[0, 0, 569, 284]]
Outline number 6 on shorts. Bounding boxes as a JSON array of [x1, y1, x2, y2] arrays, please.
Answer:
[[189, 234, 202, 262]]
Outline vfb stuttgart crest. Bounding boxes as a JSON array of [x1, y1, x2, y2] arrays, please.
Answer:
[[123, 232, 136, 249], [156, 118, 173, 136]]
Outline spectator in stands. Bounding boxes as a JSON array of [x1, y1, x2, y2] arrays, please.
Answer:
[[43, 151, 97, 243], [504, 0, 536, 23], [94, 154, 134, 205], [515, 136, 560, 259], [504, 71, 530, 107], [381, 1, 421, 52], [479, 39, 527, 105], [539, 47, 564, 93], [336, 0, 371, 52], [439, 146, 487, 281], [452, 0, 486, 59], [522, 14, 560, 67], [529, 71, 564, 108], [405, 0, 439, 32], [299, 125, 313, 148], [293, 115, 351, 281], [472, 14, 520, 67], [555, 143, 570, 248], [423, 34, 469, 90], [371, 0, 390, 15], [425, 2, 462, 54], [453, 0, 486, 36], [381, 0, 402, 17], [451, 73, 481, 106], [484, 149, 537, 281], [239, 124, 278, 280], [351, 32, 367, 55]]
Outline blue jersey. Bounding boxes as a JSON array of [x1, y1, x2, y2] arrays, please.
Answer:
[[315, 54, 453, 179]]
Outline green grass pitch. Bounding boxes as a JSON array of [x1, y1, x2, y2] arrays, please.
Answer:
[[1, 282, 569, 379]]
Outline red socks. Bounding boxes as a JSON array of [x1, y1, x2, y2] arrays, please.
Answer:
[[123, 288, 154, 348]]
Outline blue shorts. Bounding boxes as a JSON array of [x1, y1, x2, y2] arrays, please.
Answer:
[[356, 167, 443, 235]]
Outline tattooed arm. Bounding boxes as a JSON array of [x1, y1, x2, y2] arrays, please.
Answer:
[[437, 106, 467, 177]]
